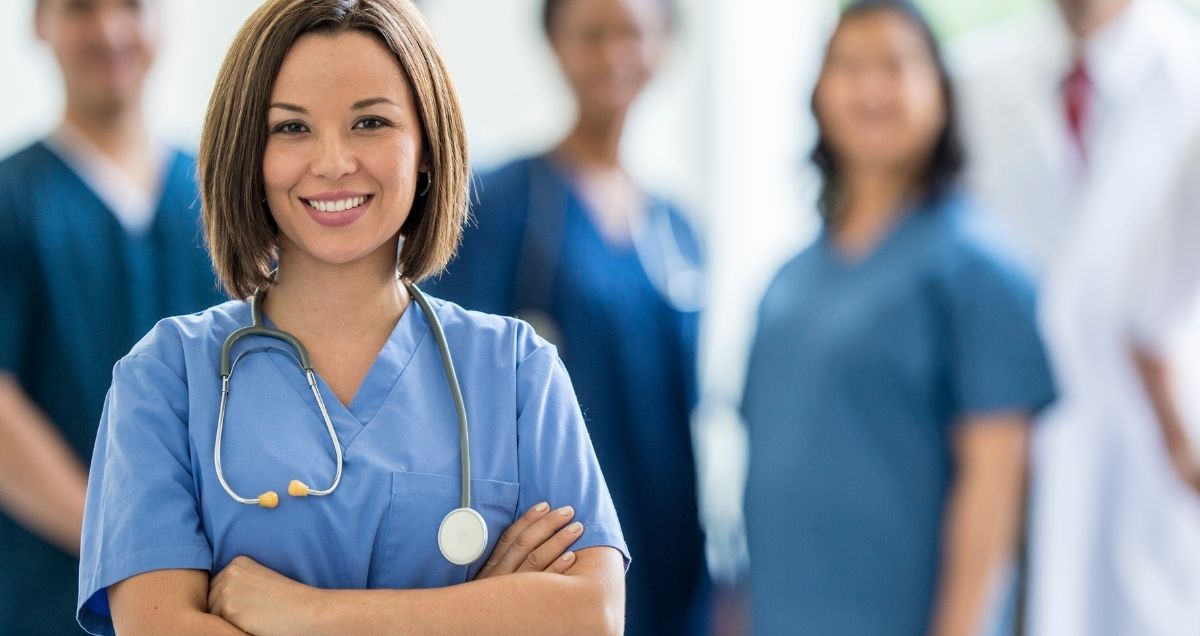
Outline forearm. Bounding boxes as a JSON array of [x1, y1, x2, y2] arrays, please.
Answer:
[[1133, 346, 1192, 458], [932, 420, 1028, 636], [312, 551, 623, 636], [0, 374, 87, 555], [117, 610, 251, 636], [111, 569, 251, 636]]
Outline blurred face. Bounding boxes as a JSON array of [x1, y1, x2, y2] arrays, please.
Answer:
[[548, 0, 670, 119], [1054, 0, 1130, 35], [35, 0, 159, 110], [263, 31, 426, 269], [814, 10, 945, 174]]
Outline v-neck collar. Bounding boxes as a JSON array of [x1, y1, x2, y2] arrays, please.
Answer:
[[40, 133, 173, 236], [36, 141, 181, 238], [820, 203, 924, 273], [254, 296, 429, 448], [535, 153, 655, 258]]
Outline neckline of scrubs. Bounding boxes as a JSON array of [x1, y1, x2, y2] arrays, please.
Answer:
[[256, 295, 430, 449], [535, 154, 663, 258], [819, 204, 925, 272], [38, 141, 183, 238]]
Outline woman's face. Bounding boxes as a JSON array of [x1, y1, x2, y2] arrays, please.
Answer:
[[814, 10, 945, 174], [549, 0, 670, 120], [263, 30, 425, 269]]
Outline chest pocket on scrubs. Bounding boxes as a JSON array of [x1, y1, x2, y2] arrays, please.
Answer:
[[370, 472, 519, 588]]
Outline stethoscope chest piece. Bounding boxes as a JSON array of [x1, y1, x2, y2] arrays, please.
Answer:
[[438, 507, 489, 566]]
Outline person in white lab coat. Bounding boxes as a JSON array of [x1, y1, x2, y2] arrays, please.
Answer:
[[952, 0, 1200, 634]]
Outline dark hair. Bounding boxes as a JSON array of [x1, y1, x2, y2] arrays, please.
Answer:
[[199, 0, 469, 298], [811, 0, 965, 223], [542, 0, 677, 38]]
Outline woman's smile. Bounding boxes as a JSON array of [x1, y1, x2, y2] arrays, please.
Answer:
[[299, 192, 375, 227]]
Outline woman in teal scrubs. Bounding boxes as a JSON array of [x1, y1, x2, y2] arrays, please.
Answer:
[[0, 2, 224, 634], [741, 2, 1055, 635], [77, 2, 627, 635]]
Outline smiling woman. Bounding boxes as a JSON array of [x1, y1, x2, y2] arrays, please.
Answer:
[[74, 2, 629, 635]]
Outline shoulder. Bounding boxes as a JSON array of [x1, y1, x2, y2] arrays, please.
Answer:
[[464, 156, 543, 236], [164, 147, 199, 179], [757, 242, 824, 321], [119, 299, 250, 377], [0, 141, 56, 189], [426, 295, 555, 367], [159, 147, 201, 204], [920, 194, 1036, 294], [1142, 0, 1200, 89], [474, 155, 540, 200], [0, 142, 60, 245]]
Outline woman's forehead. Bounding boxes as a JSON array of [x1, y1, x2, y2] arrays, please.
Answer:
[[270, 30, 413, 105]]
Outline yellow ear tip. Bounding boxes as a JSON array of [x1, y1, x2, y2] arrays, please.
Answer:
[[258, 491, 279, 509], [288, 480, 310, 497]]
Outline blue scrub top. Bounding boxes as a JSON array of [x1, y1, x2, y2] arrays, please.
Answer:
[[741, 193, 1055, 636], [427, 155, 708, 635], [0, 141, 224, 635], [77, 295, 629, 636]]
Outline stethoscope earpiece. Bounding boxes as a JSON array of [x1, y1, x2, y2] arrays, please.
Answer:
[[288, 480, 311, 497], [257, 491, 279, 509]]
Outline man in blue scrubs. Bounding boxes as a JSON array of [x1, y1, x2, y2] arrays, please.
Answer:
[[0, 1, 223, 632]]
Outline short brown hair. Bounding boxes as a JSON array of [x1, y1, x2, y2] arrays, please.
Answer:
[[199, 0, 469, 298]]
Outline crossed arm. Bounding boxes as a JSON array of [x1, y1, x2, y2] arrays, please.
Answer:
[[109, 503, 625, 636]]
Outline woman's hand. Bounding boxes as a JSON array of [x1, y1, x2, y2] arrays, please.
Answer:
[[474, 502, 584, 579], [209, 556, 322, 636]]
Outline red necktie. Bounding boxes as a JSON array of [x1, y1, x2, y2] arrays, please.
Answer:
[[1063, 58, 1093, 160]]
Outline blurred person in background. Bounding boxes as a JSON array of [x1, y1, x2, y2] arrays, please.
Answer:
[[427, 0, 709, 633], [740, 2, 1055, 634], [0, 0, 223, 632], [953, 0, 1200, 632]]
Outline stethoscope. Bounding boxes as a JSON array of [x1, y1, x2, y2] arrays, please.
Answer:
[[513, 158, 705, 346], [214, 279, 488, 566]]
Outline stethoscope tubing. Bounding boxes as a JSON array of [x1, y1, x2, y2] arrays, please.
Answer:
[[214, 281, 468, 511]]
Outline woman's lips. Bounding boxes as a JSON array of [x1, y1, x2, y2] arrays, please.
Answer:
[[300, 194, 374, 228]]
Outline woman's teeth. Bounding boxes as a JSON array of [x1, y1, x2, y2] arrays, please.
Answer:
[[304, 195, 369, 212]]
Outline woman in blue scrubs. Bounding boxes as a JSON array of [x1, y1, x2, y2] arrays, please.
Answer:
[[741, 2, 1055, 635], [428, 1, 708, 633], [77, 2, 627, 635]]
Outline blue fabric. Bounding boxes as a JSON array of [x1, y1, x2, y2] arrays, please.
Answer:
[[741, 193, 1055, 636], [0, 141, 223, 635], [426, 155, 709, 635], [77, 296, 628, 636]]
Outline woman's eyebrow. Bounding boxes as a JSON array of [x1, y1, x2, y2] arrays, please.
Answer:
[[352, 97, 399, 110], [267, 98, 398, 113], [269, 103, 307, 113]]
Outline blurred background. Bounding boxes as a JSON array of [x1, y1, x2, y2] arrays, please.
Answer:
[[4, 0, 1200, 634]]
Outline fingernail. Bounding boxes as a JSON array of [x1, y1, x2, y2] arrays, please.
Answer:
[[568, 522, 583, 533], [557, 506, 574, 516], [561, 551, 576, 561], [534, 502, 549, 513]]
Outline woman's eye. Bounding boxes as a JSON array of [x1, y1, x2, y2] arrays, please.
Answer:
[[272, 122, 309, 134], [354, 117, 390, 130]]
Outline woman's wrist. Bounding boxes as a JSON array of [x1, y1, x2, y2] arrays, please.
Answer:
[[298, 587, 339, 636]]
